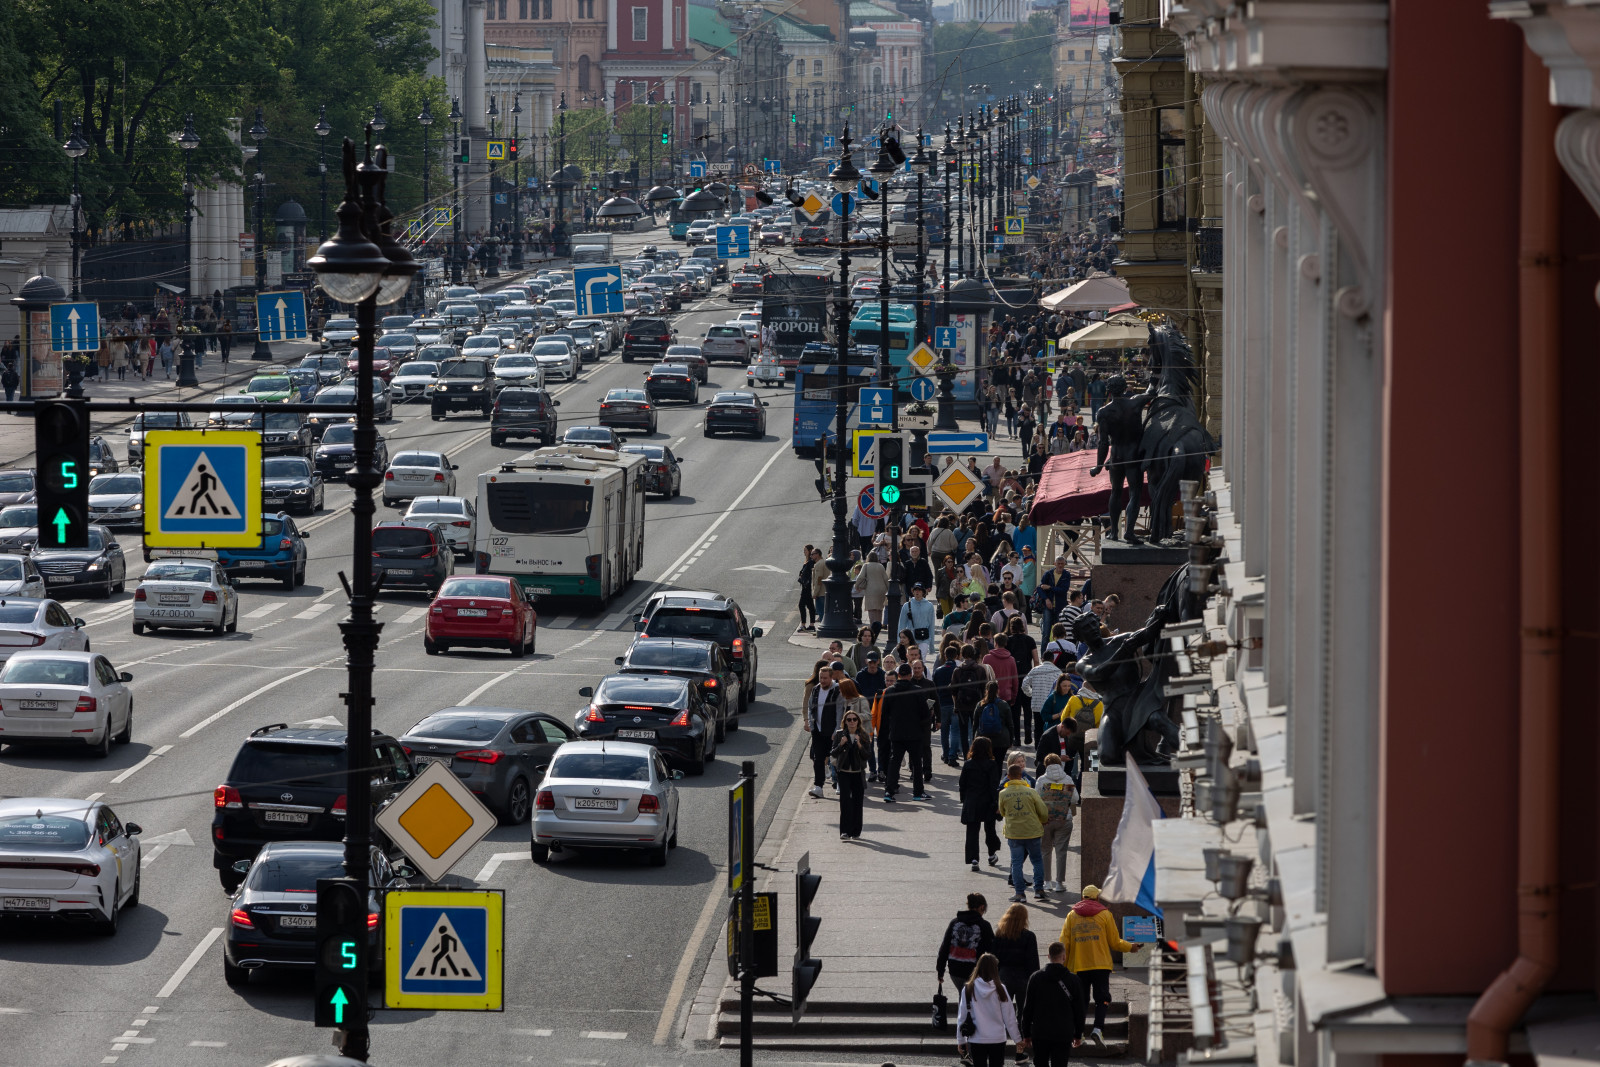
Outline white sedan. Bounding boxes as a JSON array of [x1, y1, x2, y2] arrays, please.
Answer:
[[530, 340, 577, 381], [0, 555, 45, 598], [0, 797, 142, 934], [0, 599, 89, 663], [462, 335, 506, 358], [530, 741, 681, 866], [383, 450, 458, 507], [402, 496, 476, 559], [87, 472, 144, 528], [0, 651, 134, 758], [132, 559, 240, 636]]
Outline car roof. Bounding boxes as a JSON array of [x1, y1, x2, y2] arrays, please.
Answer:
[[408, 705, 529, 724], [649, 591, 732, 610], [243, 726, 350, 745], [408, 495, 468, 507], [255, 840, 347, 858], [0, 797, 94, 821], [550, 739, 659, 759]]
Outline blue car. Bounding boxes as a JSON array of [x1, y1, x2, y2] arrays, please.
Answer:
[[216, 512, 310, 589]]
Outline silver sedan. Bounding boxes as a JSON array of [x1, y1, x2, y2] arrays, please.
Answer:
[[529, 741, 681, 867], [0, 651, 134, 758], [0, 797, 142, 934]]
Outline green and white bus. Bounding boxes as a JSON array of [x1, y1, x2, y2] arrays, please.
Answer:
[[475, 445, 647, 603]]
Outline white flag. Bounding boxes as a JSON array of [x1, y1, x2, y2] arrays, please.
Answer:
[[1100, 759, 1163, 916]]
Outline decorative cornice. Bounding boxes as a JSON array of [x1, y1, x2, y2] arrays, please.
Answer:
[[1159, 1, 1385, 79]]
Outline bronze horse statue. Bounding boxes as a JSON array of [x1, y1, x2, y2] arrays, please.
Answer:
[[1139, 325, 1214, 542]]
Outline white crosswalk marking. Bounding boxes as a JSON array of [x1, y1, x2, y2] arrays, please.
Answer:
[[244, 603, 285, 619], [395, 607, 426, 624], [293, 603, 334, 620]]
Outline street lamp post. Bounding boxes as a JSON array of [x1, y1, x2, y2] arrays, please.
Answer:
[[315, 105, 332, 243], [555, 94, 569, 257], [817, 129, 862, 642], [450, 98, 463, 284], [63, 120, 87, 301], [910, 128, 930, 344], [418, 101, 434, 260], [510, 94, 524, 270], [176, 113, 201, 388], [870, 139, 897, 402], [249, 108, 272, 361], [936, 123, 958, 431], [953, 117, 966, 279]]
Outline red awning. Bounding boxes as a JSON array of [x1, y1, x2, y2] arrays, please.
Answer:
[[1030, 451, 1114, 525]]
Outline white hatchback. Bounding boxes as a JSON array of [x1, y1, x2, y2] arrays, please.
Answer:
[[0, 651, 134, 758], [383, 451, 458, 507], [0, 798, 142, 933]]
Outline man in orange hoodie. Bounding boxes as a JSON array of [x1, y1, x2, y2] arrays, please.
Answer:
[[1058, 884, 1144, 1049]]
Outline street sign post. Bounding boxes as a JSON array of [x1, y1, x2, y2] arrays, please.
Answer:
[[572, 264, 625, 315], [908, 376, 936, 402], [732, 760, 759, 1067], [851, 428, 889, 477], [716, 226, 751, 259], [255, 290, 309, 342], [384, 888, 505, 1010], [858, 386, 893, 426], [373, 760, 499, 884], [48, 301, 99, 353], [141, 429, 263, 549], [926, 431, 990, 454], [763, 159, 781, 173], [932, 462, 985, 512], [935, 326, 958, 350]]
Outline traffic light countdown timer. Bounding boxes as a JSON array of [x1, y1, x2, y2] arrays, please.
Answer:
[[34, 399, 89, 549], [314, 878, 370, 1029]]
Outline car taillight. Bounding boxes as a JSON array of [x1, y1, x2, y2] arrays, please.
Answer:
[[433, 472, 446, 482], [451, 520, 471, 528], [638, 794, 660, 814], [669, 709, 690, 727], [535, 790, 554, 810], [385, 471, 395, 480], [134, 587, 146, 601], [331, 794, 348, 817], [501, 608, 514, 617], [456, 749, 502, 764], [202, 590, 218, 604], [75, 696, 96, 713], [584, 706, 605, 722], [656, 464, 669, 474], [704, 678, 718, 688], [585, 554, 601, 579], [732, 637, 745, 659], [280, 538, 294, 549], [215, 785, 242, 809], [231, 908, 254, 929], [626, 334, 637, 341]]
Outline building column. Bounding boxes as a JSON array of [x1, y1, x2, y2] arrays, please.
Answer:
[[607, 0, 618, 51]]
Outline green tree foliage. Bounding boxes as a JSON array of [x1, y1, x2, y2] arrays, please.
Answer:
[[926, 14, 1057, 128]]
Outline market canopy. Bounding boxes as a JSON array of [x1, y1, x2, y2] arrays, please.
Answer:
[[1060, 317, 1148, 351], [1040, 274, 1131, 312], [1029, 450, 1139, 526]]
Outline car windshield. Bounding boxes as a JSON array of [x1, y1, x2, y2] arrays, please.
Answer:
[[408, 714, 507, 741], [496, 356, 536, 369], [91, 474, 140, 495], [326, 319, 357, 331], [622, 446, 665, 460], [438, 578, 510, 599], [317, 389, 356, 403], [0, 507, 32, 529], [263, 458, 310, 478], [645, 608, 738, 642], [441, 361, 487, 378], [263, 412, 301, 431], [321, 424, 355, 444], [400, 362, 441, 377], [385, 334, 417, 346], [464, 337, 498, 348], [0, 814, 90, 852], [412, 499, 466, 516], [0, 473, 32, 493], [565, 429, 612, 444], [665, 347, 700, 357], [593, 675, 689, 708], [607, 390, 647, 402], [0, 658, 88, 685], [145, 563, 213, 583], [248, 853, 347, 892], [628, 643, 711, 669], [548, 751, 650, 782], [531, 343, 568, 355], [0, 560, 21, 581], [498, 390, 543, 409], [232, 742, 345, 786], [393, 453, 442, 468], [134, 413, 184, 430], [707, 327, 742, 338]]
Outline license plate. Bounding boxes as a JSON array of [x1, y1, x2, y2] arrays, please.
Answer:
[[412, 755, 442, 767], [528, 587, 552, 596], [239, 560, 267, 568], [17, 700, 55, 710], [158, 594, 189, 604], [617, 729, 656, 739], [389, 568, 419, 576], [46, 575, 71, 584], [3, 897, 49, 910], [334, 458, 352, 466], [262, 811, 309, 824], [277, 914, 316, 928], [150, 609, 194, 618], [457, 608, 488, 617], [573, 797, 619, 810]]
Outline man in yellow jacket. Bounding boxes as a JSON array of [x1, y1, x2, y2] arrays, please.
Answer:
[[998, 764, 1051, 904], [1059, 884, 1144, 1049]]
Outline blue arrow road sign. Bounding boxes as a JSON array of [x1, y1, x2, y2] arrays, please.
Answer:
[[831, 192, 856, 216], [935, 326, 958, 350], [909, 376, 936, 402], [572, 264, 624, 315], [715, 226, 750, 260], [763, 159, 781, 173], [823, 135, 836, 149], [48, 302, 99, 353], [256, 290, 308, 343], [925, 431, 989, 454], [397, 904, 489, 997], [689, 160, 708, 177], [859, 387, 893, 425]]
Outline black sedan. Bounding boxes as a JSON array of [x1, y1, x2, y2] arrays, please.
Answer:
[[398, 706, 575, 825], [613, 637, 740, 742], [644, 364, 698, 405], [662, 346, 709, 383], [574, 674, 718, 775], [32, 524, 126, 598], [598, 389, 658, 434], [314, 422, 389, 481], [260, 456, 325, 515], [703, 391, 769, 437], [619, 444, 683, 497]]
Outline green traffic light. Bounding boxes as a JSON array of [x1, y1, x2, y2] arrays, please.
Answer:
[[330, 987, 349, 1024], [881, 484, 901, 505], [49, 509, 70, 542]]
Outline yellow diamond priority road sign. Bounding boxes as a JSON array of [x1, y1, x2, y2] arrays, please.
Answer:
[[375, 760, 498, 884], [799, 192, 826, 220], [906, 342, 938, 374], [933, 463, 984, 512], [1027, 175, 1041, 189]]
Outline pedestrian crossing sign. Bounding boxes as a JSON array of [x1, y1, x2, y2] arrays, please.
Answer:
[[486, 140, 507, 161], [1004, 216, 1024, 236], [141, 430, 262, 548], [433, 207, 453, 225], [385, 889, 504, 1010]]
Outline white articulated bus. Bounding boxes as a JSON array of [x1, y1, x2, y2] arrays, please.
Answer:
[[475, 445, 647, 603]]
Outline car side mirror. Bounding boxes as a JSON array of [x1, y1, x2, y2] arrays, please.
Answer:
[[671, 769, 685, 780], [553, 400, 560, 407], [301, 532, 311, 539], [761, 401, 770, 407], [392, 860, 418, 880], [751, 627, 764, 639], [74, 618, 85, 628], [119, 671, 133, 682], [125, 822, 142, 835], [578, 686, 594, 698], [451, 464, 460, 470], [614, 655, 625, 665], [231, 859, 252, 875]]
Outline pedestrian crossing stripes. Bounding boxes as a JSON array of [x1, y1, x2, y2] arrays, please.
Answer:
[[292, 603, 333, 620], [243, 603, 284, 619]]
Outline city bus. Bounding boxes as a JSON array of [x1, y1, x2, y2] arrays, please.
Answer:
[[792, 343, 877, 455], [667, 199, 693, 240], [848, 316, 916, 390], [474, 445, 647, 604]]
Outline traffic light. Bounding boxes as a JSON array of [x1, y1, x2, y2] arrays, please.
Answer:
[[792, 851, 821, 1023], [456, 138, 471, 164], [661, 127, 670, 146], [507, 137, 519, 161], [313, 878, 369, 1029], [790, 111, 797, 124], [875, 433, 905, 508], [34, 399, 88, 549]]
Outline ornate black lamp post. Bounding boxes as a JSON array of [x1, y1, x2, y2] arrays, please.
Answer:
[[248, 108, 272, 361], [910, 128, 931, 344], [176, 114, 201, 388], [315, 105, 332, 243], [936, 123, 958, 431], [869, 139, 897, 399], [554, 93, 569, 257], [510, 93, 524, 270], [449, 98, 463, 284], [418, 101, 434, 219], [63, 120, 87, 302], [817, 129, 862, 642]]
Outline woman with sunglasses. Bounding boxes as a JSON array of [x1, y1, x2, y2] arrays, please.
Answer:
[[832, 708, 872, 840]]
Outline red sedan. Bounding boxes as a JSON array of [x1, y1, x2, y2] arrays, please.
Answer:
[[424, 575, 537, 656]]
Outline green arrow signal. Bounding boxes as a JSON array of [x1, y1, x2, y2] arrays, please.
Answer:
[[329, 987, 349, 1024], [880, 485, 901, 505], [50, 508, 70, 542]]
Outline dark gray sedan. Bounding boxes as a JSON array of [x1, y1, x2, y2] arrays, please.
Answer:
[[398, 707, 575, 824]]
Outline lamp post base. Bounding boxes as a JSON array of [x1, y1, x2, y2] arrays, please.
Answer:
[[251, 338, 272, 361], [176, 342, 199, 388], [935, 373, 958, 430]]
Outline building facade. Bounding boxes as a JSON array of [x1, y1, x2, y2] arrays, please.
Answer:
[[481, 0, 607, 103]]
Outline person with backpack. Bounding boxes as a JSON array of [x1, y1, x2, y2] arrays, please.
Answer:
[[956, 953, 1021, 1067], [937, 892, 996, 991], [1021, 941, 1088, 1067], [999, 762, 1051, 903], [960, 736, 1003, 870], [951, 643, 990, 752], [992, 903, 1041, 1033], [975, 680, 1012, 757], [1034, 754, 1077, 893]]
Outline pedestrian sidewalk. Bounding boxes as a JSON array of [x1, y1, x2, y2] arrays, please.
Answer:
[[0, 339, 322, 468]]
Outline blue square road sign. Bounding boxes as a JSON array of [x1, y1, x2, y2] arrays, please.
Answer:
[[256, 290, 308, 343], [715, 226, 750, 260], [935, 326, 958, 350], [48, 302, 100, 353], [859, 387, 893, 425], [572, 265, 625, 315]]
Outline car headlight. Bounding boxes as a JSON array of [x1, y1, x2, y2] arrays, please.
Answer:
[[84, 562, 101, 571], [131, 501, 142, 511], [471, 383, 485, 391], [291, 487, 310, 495], [435, 384, 449, 392]]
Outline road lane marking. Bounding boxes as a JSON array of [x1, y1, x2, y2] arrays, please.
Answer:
[[139, 828, 194, 868], [85, 792, 103, 803], [189, 1042, 227, 1048], [110, 744, 172, 784], [243, 603, 285, 618], [475, 852, 529, 882], [582, 1031, 627, 1040], [179, 658, 340, 737], [156, 927, 223, 998], [395, 607, 426, 624]]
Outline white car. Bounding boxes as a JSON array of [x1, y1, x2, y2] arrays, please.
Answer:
[[86, 472, 144, 529], [0, 599, 88, 663], [321, 317, 359, 350], [410, 321, 447, 345], [383, 451, 458, 507], [0, 798, 142, 932], [461, 335, 505, 358], [491, 354, 545, 391], [132, 558, 240, 636], [0, 651, 134, 758], [391, 360, 440, 402], [569, 319, 614, 354], [545, 299, 577, 320], [402, 496, 476, 559], [530, 741, 681, 866], [0, 555, 44, 598], [530, 340, 577, 381]]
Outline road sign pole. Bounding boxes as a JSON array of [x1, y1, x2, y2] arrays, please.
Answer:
[[739, 760, 756, 1067]]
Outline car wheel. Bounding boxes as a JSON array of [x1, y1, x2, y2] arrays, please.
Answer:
[[727, 702, 740, 731], [648, 835, 669, 867], [101, 576, 113, 599], [703, 427, 714, 438], [126, 865, 140, 909], [669, 821, 678, 848], [93, 722, 112, 759], [502, 777, 531, 825], [96, 882, 120, 936], [432, 414, 444, 421], [508, 634, 524, 658], [424, 637, 441, 655], [282, 567, 296, 590], [115, 574, 125, 594], [219, 868, 243, 893], [226, 607, 238, 633], [530, 842, 550, 864], [211, 617, 226, 636], [715, 715, 727, 743], [223, 956, 250, 988], [116, 702, 132, 744], [491, 434, 504, 447], [132, 622, 145, 636]]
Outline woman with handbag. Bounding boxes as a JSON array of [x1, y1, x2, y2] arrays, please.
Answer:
[[956, 953, 1022, 1067], [898, 582, 938, 658], [854, 550, 889, 641], [831, 709, 871, 840]]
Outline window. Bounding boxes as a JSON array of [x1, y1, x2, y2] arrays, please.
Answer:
[[544, 0, 552, 16], [813, 59, 822, 75], [486, 481, 593, 534], [486, 0, 494, 15], [674, 5, 681, 42], [578, 54, 591, 90], [796, 59, 804, 76], [1157, 105, 1187, 228], [499, 0, 507, 16], [520, 0, 528, 15], [1068, 48, 1075, 61], [691, 82, 702, 103], [632, 6, 648, 39]]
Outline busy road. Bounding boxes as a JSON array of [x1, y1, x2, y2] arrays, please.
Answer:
[[0, 221, 849, 1067]]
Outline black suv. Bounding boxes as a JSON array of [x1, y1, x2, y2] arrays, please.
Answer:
[[622, 318, 676, 363], [212, 725, 415, 891], [431, 358, 493, 419], [796, 225, 830, 253], [490, 387, 559, 447], [614, 636, 741, 740], [634, 592, 763, 711], [372, 520, 454, 593]]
